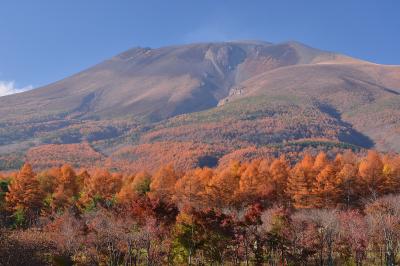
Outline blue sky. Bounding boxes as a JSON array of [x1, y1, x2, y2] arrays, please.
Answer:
[[0, 0, 399, 95]]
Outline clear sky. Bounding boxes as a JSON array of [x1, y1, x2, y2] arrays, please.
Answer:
[[0, 0, 399, 95]]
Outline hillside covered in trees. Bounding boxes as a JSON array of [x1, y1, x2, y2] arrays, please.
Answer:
[[1, 41, 400, 172], [1, 150, 400, 265]]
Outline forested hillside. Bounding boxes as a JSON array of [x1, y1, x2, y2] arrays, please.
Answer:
[[1, 150, 400, 265], [1, 41, 400, 171]]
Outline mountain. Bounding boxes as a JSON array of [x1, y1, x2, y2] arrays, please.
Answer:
[[1, 40, 400, 171]]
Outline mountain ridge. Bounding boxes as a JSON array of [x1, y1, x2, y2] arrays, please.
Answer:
[[0, 40, 367, 120], [1, 40, 400, 171]]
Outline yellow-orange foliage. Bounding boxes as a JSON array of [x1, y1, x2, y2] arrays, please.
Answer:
[[336, 162, 359, 207], [269, 156, 290, 202], [358, 150, 385, 197], [6, 150, 400, 214], [313, 151, 328, 172], [174, 167, 213, 208], [381, 154, 400, 193], [117, 171, 151, 204], [52, 165, 80, 210], [311, 163, 340, 208], [6, 163, 44, 213], [286, 154, 315, 208], [238, 159, 272, 202], [206, 161, 241, 208], [149, 164, 179, 202], [81, 169, 122, 204]]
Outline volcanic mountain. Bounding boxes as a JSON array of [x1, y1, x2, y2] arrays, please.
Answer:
[[1, 41, 400, 171]]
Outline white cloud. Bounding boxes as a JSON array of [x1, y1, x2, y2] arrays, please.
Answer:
[[0, 80, 33, 97]]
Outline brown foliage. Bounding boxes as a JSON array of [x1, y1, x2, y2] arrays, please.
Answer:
[[6, 163, 44, 219], [26, 142, 105, 170], [80, 169, 122, 205], [2, 150, 400, 265], [51, 164, 80, 211]]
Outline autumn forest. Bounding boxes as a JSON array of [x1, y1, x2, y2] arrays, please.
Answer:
[[1, 150, 400, 265]]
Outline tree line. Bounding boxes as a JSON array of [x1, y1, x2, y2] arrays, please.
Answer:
[[0, 150, 400, 265]]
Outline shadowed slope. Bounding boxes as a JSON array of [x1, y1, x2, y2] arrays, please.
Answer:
[[220, 62, 400, 151], [1, 40, 400, 171]]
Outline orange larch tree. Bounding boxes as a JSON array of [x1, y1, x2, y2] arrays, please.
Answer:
[[149, 164, 179, 202], [269, 156, 290, 204], [358, 150, 385, 199], [311, 163, 340, 208], [81, 169, 122, 206], [52, 164, 80, 211], [381, 154, 400, 194], [238, 159, 272, 204], [174, 167, 213, 209], [286, 153, 315, 208], [336, 162, 359, 208], [6, 163, 44, 222], [206, 161, 241, 208], [313, 151, 329, 172]]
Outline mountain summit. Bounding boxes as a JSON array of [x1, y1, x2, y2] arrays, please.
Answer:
[[0, 41, 365, 122], [1, 41, 400, 171]]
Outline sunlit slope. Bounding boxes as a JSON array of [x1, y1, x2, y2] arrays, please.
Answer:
[[1, 40, 400, 170]]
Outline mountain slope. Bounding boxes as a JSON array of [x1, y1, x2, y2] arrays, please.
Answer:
[[0, 40, 400, 171], [0, 41, 358, 122], [220, 62, 400, 151]]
